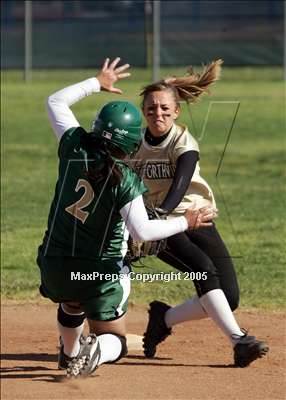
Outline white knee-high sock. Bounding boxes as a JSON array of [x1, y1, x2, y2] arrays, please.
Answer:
[[165, 295, 207, 328], [58, 322, 84, 357], [199, 289, 244, 345], [57, 305, 85, 358], [97, 334, 123, 366]]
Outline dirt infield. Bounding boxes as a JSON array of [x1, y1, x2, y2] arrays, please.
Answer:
[[1, 302, 285, 400]]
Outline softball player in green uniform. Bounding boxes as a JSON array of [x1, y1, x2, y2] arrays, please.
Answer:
[[37, 57, 216, 378], [132, 60, 269, 367]]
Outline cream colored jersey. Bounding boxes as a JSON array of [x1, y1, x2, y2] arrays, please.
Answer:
[[130, 123, 216, 216]]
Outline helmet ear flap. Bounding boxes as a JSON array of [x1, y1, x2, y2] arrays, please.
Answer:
[[129, 138, 142, 155]]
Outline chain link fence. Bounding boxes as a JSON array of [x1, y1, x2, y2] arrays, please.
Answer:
[[1, 0, 284, 69]]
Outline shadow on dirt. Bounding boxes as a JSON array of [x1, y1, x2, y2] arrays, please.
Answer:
[[122, 354, 236, 368], [0, 352, 237, 382], [0, 353, 65, 382], [1, 353, 57, 362]]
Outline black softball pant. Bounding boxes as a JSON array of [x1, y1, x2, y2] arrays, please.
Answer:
[[158, 223, 239, 311]]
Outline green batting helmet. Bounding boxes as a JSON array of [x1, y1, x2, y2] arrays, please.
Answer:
[[91, 101, 142, 154]]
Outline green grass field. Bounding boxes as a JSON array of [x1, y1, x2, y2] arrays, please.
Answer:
[[1, 67, 285, 308]]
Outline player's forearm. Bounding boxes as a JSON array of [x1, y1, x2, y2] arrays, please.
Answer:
[[46, 77, 101, 140], [120, 196, 188, 242]]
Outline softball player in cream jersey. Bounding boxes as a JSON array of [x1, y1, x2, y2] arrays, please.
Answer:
[[136, 60, 269, 367], [133, 122, 216, 215]]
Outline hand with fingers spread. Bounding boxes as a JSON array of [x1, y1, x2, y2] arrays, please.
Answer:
[[96, 57, 130, 94]]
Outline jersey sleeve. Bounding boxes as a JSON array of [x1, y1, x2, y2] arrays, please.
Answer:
[[171, 125, 200, 162], [117, 165, 148, 210], [159, 150, 199, 213]]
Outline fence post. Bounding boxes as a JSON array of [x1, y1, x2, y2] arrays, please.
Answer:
[[152, 0, 160, 82], [284, 0, 286, 81], [24, 0, 32, 82]]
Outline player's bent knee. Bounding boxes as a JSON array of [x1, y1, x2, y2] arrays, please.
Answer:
[[57, 304, 85, 328]]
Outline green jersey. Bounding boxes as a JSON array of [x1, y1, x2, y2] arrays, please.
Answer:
[[41, 127, 146, 260]]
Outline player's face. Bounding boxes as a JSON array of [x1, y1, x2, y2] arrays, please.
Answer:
[[143, 90, 180, 136]]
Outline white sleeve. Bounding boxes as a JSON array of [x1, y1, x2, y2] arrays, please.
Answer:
[[46, 77, 101, 141], [120, 195, 188, 241]]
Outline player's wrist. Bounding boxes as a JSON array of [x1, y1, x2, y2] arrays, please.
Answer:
[[94, 76, 102, 91]]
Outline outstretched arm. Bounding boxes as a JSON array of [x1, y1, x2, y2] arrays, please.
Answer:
[[46, 78, 100, 140], [46, 57, 131, 140], [120, 195, 216, 242]]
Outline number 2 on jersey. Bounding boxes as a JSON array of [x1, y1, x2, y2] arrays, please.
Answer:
[[65, 179, 94, 223]]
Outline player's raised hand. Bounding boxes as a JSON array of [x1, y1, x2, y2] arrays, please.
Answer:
[[184, 206, 218, 230], [96, 57, 130, 94]]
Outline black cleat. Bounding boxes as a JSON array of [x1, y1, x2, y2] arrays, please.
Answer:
[[143, 301, 172, 358], [233, 332, 269, 367]]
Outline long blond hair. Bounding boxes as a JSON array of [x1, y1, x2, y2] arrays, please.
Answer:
[[140, 59, 223, 106]]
